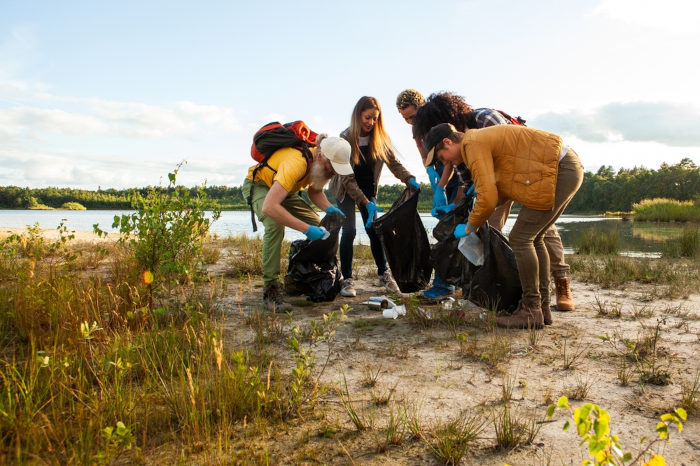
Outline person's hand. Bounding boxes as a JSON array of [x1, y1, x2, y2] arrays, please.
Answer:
[[324, 205, 345, 217], [432, 203, 455, 219], [433, 186, 448, 210], [453, 223, 472, 239], [408, 177, 420, 191], [364, 201, 383, 228], [305, 225, 328, 241], [426, 166, 440, 189]]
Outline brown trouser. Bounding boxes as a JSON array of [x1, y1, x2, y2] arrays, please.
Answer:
[[507, 150, 583, 308], [489, 203, 568, 278]]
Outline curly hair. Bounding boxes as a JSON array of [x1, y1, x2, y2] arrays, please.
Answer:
[[412, 91, 474, 141], [395, 89, 425, 111]]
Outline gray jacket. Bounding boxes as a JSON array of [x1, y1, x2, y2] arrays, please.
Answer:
[[329, 128, 413, 204]]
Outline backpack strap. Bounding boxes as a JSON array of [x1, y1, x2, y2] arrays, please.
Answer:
[[247, 145, 314, 232]]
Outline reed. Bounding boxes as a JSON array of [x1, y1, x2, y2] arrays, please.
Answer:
[[662, 227, 699, 258], [575, 228, 620, 255], [632, 198, 700, 222]]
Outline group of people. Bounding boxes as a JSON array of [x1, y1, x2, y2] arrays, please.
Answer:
[[244, 90, 583, 329]]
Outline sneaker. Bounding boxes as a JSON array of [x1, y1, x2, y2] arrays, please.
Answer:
[[422, 284, 454, 300], [379, 270, 401, 294], [262, 284, 292, 312], [340, 278, 357, 297]]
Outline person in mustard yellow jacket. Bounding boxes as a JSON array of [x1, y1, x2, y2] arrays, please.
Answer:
[[423, 123, 583, 329]]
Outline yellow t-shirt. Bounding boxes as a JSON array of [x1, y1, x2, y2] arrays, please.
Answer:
[[246, 147, 315, 194]]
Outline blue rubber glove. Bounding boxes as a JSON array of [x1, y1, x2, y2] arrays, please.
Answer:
[[408, 177, 420, 191], [432, 203, 456, 219], [426, 166, 440, 190], [364, 201, 383, 229], [433, 185, 448, 211], [305, 225, 328, 241], [454, 223, 471, 239], [324, 205, 346, 217]]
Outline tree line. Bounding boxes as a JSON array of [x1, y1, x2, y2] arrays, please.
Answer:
[[1, 158, 697, 213]]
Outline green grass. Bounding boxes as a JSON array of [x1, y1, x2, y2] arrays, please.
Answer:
[[632, 198, 700, 222], [0, 232, 319, 464], [568, 255, 699, 298], [575, 228, 620, 255], [662, 227, 699, 258]]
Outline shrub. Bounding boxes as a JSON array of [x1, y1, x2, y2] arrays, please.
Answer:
[[99, 163, 221, 306], [60, 201, 86, 210]]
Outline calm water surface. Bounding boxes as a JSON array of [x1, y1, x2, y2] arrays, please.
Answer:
[[0, 209, 687, 255]]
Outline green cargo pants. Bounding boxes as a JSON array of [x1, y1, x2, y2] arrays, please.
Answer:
[[242, 178, 320, 286]]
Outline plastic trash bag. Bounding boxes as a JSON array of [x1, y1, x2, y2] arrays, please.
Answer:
[[466, 225, 522, 313], [372, 187, 433, 293], [284, 212, 344, 302], [458, 233, 484, 266], [430, 195, 522, 313]]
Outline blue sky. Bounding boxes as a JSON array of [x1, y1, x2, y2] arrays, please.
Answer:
[[1, 0, 698, 189]]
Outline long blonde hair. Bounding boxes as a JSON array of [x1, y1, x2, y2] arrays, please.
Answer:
[[347, 96, 393, 165]]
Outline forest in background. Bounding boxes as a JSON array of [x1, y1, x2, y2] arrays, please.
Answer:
[[1, 158, 697, 214]]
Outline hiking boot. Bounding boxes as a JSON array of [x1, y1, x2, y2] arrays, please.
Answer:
[[340, 278, 357, 297], [542, 303, 553, 325], [422, 284, 454, 300], [554, 277, 575, 312], [496, 302, 544, 329], [262, 284, 292, 312], [379, 270, 401, 294]]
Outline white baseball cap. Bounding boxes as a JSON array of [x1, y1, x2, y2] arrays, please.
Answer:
[[320, 137, 353, 176]]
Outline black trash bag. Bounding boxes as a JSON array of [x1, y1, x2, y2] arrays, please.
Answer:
[[465, 225, 522, 313], [284, 212, 344, 302], [430, 196, 474, 286], [372, 187, 432, 293], [430, 195, 522, 313]]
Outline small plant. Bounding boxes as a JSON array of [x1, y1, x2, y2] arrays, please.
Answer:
[[287, 334, 316, 412], [560, 336, 590, 370], [566, 374, 594, 400], [501, 372, 517, 404], [493, 402, 541, 450], [680, 370, 700, 415], [617, 359, 632, 387], [360, 360, 382, 388], [547, 396, 686, 465], [425, 410, 486, 466], [335, 372, 367, 431], [94, 421, 134, 464], [594, 294, 622, 319], [637, 319, 672, 386], [631, 305, 654, 319]]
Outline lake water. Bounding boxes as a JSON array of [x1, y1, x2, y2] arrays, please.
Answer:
[[0, 209, 689, 256]]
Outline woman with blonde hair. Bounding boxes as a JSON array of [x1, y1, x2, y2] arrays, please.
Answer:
[[329, 96, 419, 297]]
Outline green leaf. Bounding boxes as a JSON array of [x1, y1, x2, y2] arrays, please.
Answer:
[[557, 396, 569, 408], [675, 407, 687, 421], [562, 420, 570, 432], [547, 404, 556, 419]]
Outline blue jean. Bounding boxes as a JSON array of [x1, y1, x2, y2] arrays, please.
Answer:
[[337, 195, 387, 280]]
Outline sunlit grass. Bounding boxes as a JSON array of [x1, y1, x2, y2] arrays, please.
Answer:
[[632, 198, 700, 222]]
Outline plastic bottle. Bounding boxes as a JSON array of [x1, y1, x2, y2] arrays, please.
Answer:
[[458, 232, 484, 266]]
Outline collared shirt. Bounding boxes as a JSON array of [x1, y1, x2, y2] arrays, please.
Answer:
[[473, 108, 510, 128]]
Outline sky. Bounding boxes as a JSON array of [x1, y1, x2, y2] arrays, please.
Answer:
[[1, 0, 699, 190]]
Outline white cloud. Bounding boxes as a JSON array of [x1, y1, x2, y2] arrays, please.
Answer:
[[530, 101, 700, 147], [591, 0, 700, 34]]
